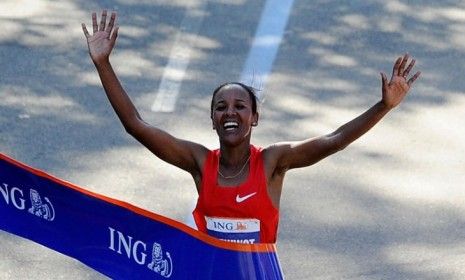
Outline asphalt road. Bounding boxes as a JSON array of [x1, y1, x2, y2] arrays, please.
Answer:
[[1, 0, 465, 279]]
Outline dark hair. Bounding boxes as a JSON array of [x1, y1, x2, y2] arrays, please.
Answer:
[[210, 82, 258, 118]]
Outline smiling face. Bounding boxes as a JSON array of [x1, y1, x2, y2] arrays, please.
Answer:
[[211, 84, 259, 147]]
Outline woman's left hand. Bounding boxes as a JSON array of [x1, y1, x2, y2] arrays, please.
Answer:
[[82, 10, 119, 65], [380, 54, 421, 109]]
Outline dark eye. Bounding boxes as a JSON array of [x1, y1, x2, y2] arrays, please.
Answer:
[[236, 104, 245, 110], [215, 105, 226, 111]]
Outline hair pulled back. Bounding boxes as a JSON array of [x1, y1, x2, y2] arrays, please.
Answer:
[[210, 82, 258, 118]]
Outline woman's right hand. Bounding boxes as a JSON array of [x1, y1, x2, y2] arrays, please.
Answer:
[[82, 10, 119, 65]]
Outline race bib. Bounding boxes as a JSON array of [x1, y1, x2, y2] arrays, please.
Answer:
[[205, 217, 260, 244]]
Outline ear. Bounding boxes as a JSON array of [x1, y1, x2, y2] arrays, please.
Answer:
[[252, 112, 259, 127]]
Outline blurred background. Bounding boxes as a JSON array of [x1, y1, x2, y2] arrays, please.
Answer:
[[1, 0, 464, 279]]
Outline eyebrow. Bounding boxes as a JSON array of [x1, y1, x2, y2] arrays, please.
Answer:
[[215, 98, 247, 104]]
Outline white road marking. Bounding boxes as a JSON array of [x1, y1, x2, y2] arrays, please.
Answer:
[[151, 5, 206, 112], [239, 0, 295, 98]]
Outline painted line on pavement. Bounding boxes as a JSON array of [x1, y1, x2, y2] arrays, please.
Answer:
[[239, 0, 295, 98], [151, 4, 206, 112]]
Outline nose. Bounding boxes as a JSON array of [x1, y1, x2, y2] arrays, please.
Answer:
[[225, 105, 236, 116]]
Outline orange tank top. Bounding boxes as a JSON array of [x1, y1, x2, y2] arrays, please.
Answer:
[[192, 145, 279, 244]]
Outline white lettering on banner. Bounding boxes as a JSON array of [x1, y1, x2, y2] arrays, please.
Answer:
[[0, 183, 10, 204], [133, 240, 147, 265], [108, 227, 116, 251], [11, 187, 26, 210], [118, 230, 133, 258], [108, 227, 173, 278], [0, 183, 25, 210], [1, 182, 54, 221]]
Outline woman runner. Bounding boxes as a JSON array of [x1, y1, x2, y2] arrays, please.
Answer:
[[82, 11, 421, 244]]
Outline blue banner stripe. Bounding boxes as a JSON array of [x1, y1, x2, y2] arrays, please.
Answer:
[[0, 153, 284, 279]]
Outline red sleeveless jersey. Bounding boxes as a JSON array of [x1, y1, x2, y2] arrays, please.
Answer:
[[192, 145, 279, 244]]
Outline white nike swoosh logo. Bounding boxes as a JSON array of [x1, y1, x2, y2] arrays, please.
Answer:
[[236, 192, 257, 203]]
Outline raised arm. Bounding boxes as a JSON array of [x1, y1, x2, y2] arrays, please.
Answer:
[[267, 54, 421, 172], [82, 11, 208, 179]]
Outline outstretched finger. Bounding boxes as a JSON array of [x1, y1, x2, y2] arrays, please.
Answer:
[[380, 72, 388, 90], [110, 26, 119, 43], [398, 53, 409, 75], [392, 56, 402, 79], [407, 71, 421, 86], [403, 59, 416, 77], [82, 23, 90, 38], [106, 12, 116, 34], [92, 12, 98, 33], [99, 10, 107, 31]]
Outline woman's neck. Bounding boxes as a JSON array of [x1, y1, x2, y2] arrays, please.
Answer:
[[217, 143, 251, 184], [219, 142, 251, 167]]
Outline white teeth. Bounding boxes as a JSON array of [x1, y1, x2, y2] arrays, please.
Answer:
[[223, 121, 238, 130]]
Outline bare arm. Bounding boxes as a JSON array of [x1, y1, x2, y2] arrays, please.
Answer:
[[268, 54, 421, 172], [82, 11, 207, 176]]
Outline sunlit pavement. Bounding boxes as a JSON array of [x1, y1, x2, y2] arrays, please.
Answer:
[[1, 0, 465, 279]]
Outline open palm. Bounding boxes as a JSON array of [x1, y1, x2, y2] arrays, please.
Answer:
[[82, 11, 119, 64], [381, 54, 421, 109]]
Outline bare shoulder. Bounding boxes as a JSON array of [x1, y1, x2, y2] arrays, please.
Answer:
[[262, 142, 294, 176], [181, 140, 210, 173], [262, 142, 291, 161], [183, 141, 210, 192], [261, 143, 293, 208], [192, 141, 210, 165]]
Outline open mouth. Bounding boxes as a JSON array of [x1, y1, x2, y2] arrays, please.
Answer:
[[223, 121, 239, 131]]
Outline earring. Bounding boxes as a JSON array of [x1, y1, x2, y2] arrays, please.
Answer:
[[252, 122, 257, 126]]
